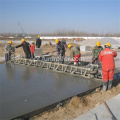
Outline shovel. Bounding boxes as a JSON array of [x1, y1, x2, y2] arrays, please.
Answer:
[[86, 57, 96, 67]]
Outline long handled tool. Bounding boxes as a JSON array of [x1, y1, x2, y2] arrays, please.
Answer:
[[86, 57, 96, 67], [103, 100, 117, 120], [68, 60, 72, 65]]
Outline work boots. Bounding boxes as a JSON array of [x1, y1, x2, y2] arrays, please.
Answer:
[[78, 62, 82, 66], [108, 80, 113, 90], [74, 62, 81, 66], [103, 80, 113, 91], [74, 62, 77, 66], [103, 81, 108, 91]]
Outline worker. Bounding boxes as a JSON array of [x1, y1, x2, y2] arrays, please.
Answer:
[[36, 35, 42, 48], [30, 41, 35, 59], [55, 39, 67, 64], [16, 39, 31, 59], [92, 41, 103, 65], [4, 41, 13, 63], [99, 43, 117, 91], [68, 44, 81, 66]]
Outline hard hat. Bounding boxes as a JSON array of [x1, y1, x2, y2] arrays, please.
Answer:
[[38, 35, 40, 38], [9, 41, 12, 44], [21, 39, 25, 43], [68, 44, 72, 48], [55, 39, 59, 43], [32, 41, 35, 44], [105, 43, 111, 47], [96, 41, 101, 46]]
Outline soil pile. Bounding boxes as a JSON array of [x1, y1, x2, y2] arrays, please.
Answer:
[[79, 38, 120, 46]]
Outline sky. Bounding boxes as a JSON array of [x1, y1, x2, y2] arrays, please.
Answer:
[[0, 0, 120, 34]]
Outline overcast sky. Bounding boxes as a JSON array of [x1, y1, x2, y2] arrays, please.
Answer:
[[0, 0, 120, 34]]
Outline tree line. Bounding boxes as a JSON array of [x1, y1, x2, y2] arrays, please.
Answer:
[[0, 31, 120, 37]]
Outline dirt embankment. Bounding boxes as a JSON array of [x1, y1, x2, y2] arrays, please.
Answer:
[[31, 83, 120, 120], [0, 42, 86, 58]]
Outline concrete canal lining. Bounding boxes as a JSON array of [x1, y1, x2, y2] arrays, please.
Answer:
[[0, 63, 103, 120]]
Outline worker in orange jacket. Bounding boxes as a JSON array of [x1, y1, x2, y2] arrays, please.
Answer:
[[30, 41, 35, 59], [99, 43, 117, 91]]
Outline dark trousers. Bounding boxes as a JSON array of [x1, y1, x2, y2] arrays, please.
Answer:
[[25, 53, 31, 59], [5, 52, 11, 63], [36, 45, 41, 48], [59, 51, 65, 64], [31, 54, 35, 59], [92, 56, 99, 65]]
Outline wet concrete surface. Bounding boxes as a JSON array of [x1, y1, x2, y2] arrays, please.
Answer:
[[0, 64, 103, 120]]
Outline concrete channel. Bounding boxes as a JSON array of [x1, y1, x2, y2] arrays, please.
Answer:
[[0, 63, 103, 120]]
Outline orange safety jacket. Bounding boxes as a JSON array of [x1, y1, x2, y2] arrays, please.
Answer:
[[98, 48, 117, 71], [30, 44, 35, 54]]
